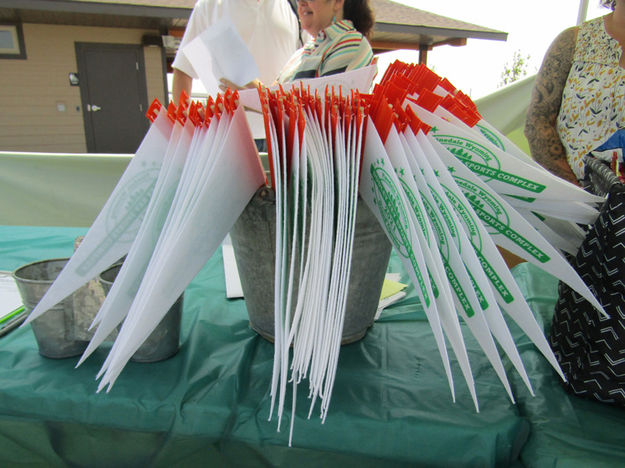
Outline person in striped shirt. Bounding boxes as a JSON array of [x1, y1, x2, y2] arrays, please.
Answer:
[[221, 0, 374, 88], [276, 0, 375, 82]]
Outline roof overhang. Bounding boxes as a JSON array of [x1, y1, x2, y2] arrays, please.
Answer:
[[372, 22, 507, 55], [0, 0, 508, 63], [0, 0, 191, 18]]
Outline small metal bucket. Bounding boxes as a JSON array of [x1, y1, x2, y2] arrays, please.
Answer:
[[13, 258, 91, 359], [230, 186, 392, 345], [99, 264, 182, 362]]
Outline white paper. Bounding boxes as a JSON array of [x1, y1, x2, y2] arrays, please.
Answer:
[[0, 271, 22, 321], [238, 65, 377, 113], [183, 15, 260, 93], [222, 234, 243, 299]]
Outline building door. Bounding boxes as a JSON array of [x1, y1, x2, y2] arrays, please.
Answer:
[[76, 43, 149, 153]]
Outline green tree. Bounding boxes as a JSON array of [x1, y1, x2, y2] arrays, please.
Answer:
[[499, 50, 531, 87]]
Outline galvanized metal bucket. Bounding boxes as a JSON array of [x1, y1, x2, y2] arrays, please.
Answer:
[[99, 264, 182, 362], [13, 258, 92, 359], [230, 186, 392, 345]]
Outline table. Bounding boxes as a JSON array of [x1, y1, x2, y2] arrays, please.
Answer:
[[1, 226, 624, 467]]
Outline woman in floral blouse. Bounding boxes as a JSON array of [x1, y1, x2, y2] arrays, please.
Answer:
[[525, 0, 625, 185]]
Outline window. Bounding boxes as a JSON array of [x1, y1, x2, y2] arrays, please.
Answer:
[[0, 23, 26, 59]]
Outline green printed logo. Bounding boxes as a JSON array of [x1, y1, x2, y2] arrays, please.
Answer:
[[442, 257, 475, 318], [454, 176, 551, 264], [443, 187, 482, 250], [434, 134, 546, 194], [467, 269, 488, 310], [397, 172, 439, 298], [76, 168, 160, 275], [421, 195, 449, 258], [475, 249, 514, 303], [430, 185, 459, 249], [399, 177, 430, 245], [443, 185, 515, 303], [435, 134, 499, 169], [107, 168, 160, 242], [371, 163, 430, 306], [476, 124, 504, 151]]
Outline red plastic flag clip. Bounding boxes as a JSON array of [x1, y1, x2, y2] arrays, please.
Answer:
[[175, 90, 189, 125], [146, 99, 162, 122], [167, 102, 177, 124]]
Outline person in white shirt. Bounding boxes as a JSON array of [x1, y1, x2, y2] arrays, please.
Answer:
[[172, 0, 300, 146]]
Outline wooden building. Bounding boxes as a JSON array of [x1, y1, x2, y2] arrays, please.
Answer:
[[0, 0, 506, 154]]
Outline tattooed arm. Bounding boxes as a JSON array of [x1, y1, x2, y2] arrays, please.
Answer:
[[525, 27, 579, 185]]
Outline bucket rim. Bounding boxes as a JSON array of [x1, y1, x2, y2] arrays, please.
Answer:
[[12, 257, 70, 283], [98, 262, 124, 285]]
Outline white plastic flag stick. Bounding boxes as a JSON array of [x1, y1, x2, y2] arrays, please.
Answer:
[[271, 100, 285, 428], [98, 105, 265, 390], [320, 109, 360, 422], [287, 116, 309, 447], [303, 102, 335, 391], [264, 109, 284, 423], [429, 135, 607, 318], [289, 105, 329, 382], [307, 101, 338, 415], [316, 112, 345, 413], [359, 118, 455, 403], [274, 98, 292, 432], [23, 108, 173, 325], [76, 117, 195, 366], [286, 124, 310, 359], [416, 131, 566, 381]]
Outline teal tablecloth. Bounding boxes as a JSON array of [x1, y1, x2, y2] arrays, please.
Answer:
[[0, 226, 624, 466]]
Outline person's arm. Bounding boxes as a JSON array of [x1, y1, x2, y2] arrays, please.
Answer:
[[218, 77, 262, 91], [524, 27, 579, 185], [172, 68, 193, 106]]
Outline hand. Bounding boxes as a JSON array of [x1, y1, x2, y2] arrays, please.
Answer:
[[219, 78, 262, 92]]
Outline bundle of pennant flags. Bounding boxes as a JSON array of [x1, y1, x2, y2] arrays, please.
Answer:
[[23, 61, 607, 445]]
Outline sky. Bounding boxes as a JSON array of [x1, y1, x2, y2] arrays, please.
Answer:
[[375, 0, 610, 98], [177, 0, 612, 100]]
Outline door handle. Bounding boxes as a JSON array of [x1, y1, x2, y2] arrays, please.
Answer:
[[89, 104, 102, 112]]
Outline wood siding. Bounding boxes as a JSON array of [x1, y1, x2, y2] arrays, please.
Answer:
[[0, 23, 166, 153]]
